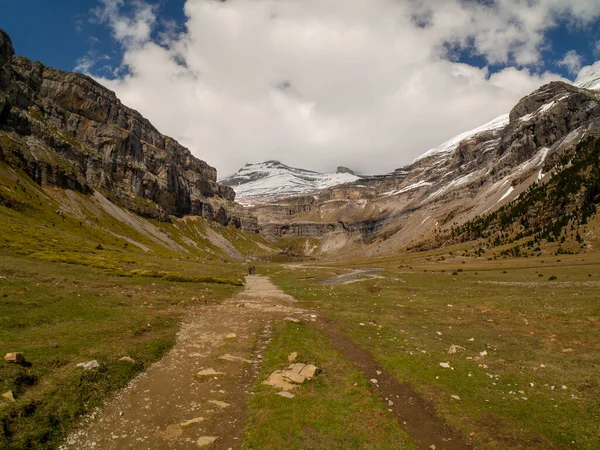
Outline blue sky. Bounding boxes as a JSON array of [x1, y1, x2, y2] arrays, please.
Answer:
[[1, 1, 599, 175], [1, 1, 598, 79]]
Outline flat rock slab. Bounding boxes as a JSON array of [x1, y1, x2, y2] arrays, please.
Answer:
[[208, 400, 230, 409], [263, 363, 320, 391], [180, 417, 205, 427], [195, 368, 225, 378], [197, 436, 219, 447], [218, 354, 252, 364], [277, 391, 295, 399]]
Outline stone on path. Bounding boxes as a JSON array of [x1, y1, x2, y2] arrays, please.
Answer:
[[197, 436, 219, 447], [180, 417, 205, 427], [4, 352, 24, 364], [218, 354, 252, 364], [209, 400, 230, 408], [226, 333, 237, 339], [196, 368, 225, 379], [283, 317, 301, 323]]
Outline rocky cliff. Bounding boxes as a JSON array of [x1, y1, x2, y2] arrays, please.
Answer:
[[0, 29, 250, 228]]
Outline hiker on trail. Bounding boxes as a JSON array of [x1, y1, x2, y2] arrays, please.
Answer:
[[248, 265, 256, 275]]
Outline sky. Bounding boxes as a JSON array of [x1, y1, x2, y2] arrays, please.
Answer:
[[1, 0, 600, 177]]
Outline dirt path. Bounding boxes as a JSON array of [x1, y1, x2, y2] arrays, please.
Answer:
[[62, 275, 467, 450], [61, 276, 312, 450]]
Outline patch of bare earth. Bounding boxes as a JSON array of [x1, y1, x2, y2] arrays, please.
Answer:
[[61, 276, 311, 450]]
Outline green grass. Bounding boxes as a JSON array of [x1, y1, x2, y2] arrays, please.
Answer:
[[270, 256, 600, 449], [0, 252, 245, 449], [245, 320, 415, 449]]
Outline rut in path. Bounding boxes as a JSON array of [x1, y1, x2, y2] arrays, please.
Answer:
[[61, 276, 312, 450]]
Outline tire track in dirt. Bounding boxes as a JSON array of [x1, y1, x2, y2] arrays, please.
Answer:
[[314, 316, 470, 450]]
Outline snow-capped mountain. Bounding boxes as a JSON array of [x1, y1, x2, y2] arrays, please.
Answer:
[[414, 114, 509, 162], [220, 161, 360, 205], [575, 61, 600, 91], [245, 73, 600, 256]]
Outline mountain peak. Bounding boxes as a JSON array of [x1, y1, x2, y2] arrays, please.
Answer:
[[220, 161, 361, 204], [575, 61, 600, 91]]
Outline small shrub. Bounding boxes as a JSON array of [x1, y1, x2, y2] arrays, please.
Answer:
[[549, 275, 557, 281]]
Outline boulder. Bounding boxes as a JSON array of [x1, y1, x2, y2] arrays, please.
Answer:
[[4, 352, 24, 364]]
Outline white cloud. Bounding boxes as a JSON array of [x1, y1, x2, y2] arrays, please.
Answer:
[[595, 40, 600, 57], [88, 0, 593, 176], [558, 50, 583, 75]]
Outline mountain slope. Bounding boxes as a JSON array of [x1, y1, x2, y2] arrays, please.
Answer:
[[220, 160, 360, 205], [246, 76, 600, 257], [0, 29, 253, 229]]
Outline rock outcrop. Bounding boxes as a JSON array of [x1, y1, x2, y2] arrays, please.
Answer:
[[0, 29, 245, 226]]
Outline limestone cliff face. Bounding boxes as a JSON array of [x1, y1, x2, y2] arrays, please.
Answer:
[[0, 29, 245, 226]]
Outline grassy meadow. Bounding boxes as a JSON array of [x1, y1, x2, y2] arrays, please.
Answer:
[[267, 253, 600, 449]]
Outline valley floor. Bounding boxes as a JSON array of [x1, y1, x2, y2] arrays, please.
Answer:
[[2, 251, 600, 449]]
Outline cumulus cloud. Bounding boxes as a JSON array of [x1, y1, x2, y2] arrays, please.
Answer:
[[84, 0, 597, 176], [558, 50, 583, 74]]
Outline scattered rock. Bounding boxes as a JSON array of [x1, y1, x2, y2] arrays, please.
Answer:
[[562, 348, 574, 353], [197, 436, 219, 447], [263, 372, 297, 391], [4, 352, 24, 364], [370, 379, 378, 384], [180, 417, 205, 427], [429, 445, 437, 450], [439, 362, 451, 369], [298, 364, 318, 380], [209, 400, 230, 408], [1, 391, 15, 402], [119, 356, 135, 363], [226, 333, 237, 339], [263, 363, 320, 391], [447, 345, 457, 355], [48, 343, 58, 348], [451, 395, 461, 400], [283, 317, 300, 323], [277, 391, 295, 399], [479, 350, 488, 357], [288, 352, 298, 362], [0, 276, 6, 280], [195, 368, 225, 379], [77, 360, 100, 371], [218, 354, 252, 364]]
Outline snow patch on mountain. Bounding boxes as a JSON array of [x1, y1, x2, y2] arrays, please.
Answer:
[[414, 114, 509, 162], [220, 161, 360, 204], [575, 61, 600, 91]]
